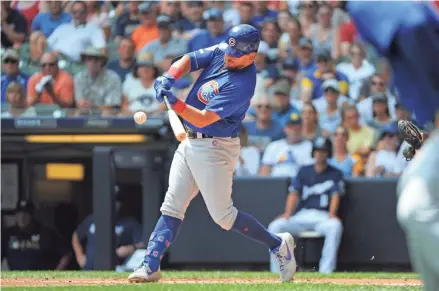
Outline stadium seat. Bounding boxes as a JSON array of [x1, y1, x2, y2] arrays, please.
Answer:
[[296, 231, 324, 271]]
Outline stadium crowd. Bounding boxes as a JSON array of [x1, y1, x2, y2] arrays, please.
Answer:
[[2, 0, 439, 179]]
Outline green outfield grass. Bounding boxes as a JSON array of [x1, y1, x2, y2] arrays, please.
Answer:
[[1, 271, 422, 291]]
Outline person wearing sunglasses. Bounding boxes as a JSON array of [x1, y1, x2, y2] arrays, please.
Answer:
[[1, 49, 29, 104], [47, 1, 106, 62], [300, 48, 349, 102], [26, 51, 74, 108]]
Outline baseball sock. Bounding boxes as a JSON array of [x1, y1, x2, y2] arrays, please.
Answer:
[[143, 215, 182, 272], [232, 211, 282, 250]]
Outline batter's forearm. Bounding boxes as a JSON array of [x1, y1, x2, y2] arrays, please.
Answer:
[[175, 102, 220, 128], [284, 193, 298, 216], [167, 55, 192, 80]]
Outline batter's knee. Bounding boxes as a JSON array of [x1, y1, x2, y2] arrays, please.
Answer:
[[160, 200, 186, 221], [211, 206, 238, 230]]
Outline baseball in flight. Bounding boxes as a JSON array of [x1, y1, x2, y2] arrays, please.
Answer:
[[134, 111, 147, 124]]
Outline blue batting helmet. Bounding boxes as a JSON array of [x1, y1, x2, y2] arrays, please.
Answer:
[[219, 24, 260, 58]]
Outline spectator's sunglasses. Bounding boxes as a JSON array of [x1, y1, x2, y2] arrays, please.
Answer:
[[257, 104, 271, 109], [372, 80, 385, 87], [324, 88, 338, 94], [3, 59, 18, 64], [351, 50, 362, 57], [40, 62, 57, 68], [300, 3, 313, 9], [317, 56, 330, 63], [72, 9, 85, 15]]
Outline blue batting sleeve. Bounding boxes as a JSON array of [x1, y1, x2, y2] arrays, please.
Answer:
[[187, 45, 217, 71]]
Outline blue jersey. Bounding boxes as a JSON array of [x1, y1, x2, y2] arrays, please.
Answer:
[[185, 45, 257, 137], [347, 1, 439, 126], [289, 164, 344, 212]]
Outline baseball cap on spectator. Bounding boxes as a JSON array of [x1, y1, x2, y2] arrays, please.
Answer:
[[157, 15, 173, 29], [298, 37, 313, 50], [316, 48, 331, 61], [372, 92, 387, 104], [80, 47, 108, 65], [16, 200, 35, 214], [139, 2, 154, 13], [270, 81, 290, 97], [282, 59, 299, 71], [322, 79, 340, 93], [203, 8, 223, 21], [187, 1, 203, 7], [286, 112, 302, 125], [379, 123, 398, 139], [133, 52, 159, 77], [2, 49, 19, 62]]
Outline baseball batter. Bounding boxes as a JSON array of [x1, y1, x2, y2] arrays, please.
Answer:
[[347, 2, 439, 290], [128, 24, 296, 283]]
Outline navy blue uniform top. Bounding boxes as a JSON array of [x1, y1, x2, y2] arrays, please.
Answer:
[[289, 164, 344, 212], [347, 1, 439, 126], [185, 45, 257, 137], [75, 215, 142, 270], [2, 222, 68, 270]]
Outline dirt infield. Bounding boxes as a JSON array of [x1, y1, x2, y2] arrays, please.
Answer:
[[1, 277, 423, 287]]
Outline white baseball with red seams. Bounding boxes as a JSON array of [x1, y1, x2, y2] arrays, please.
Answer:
[[134, 111, 147, 124]]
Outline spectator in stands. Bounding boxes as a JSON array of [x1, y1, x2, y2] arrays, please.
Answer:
[[314, 79, 353, 135], [357, 74, 397, 122], [243, 97, 284, 153], [188, 8, 228, 52], [260, 113, 313, 178], [175, 1, 205, 39], [297, 1, 316, 38], [159, 1, 179, 21], [20, 31, 47, 75], [365, 124, 403, 177], [115, 1, 140, 40], [1, 200, 71, 270], [31, 0, 72, 37], [301, 49, 349, 102], [251, 1, 278, 30], [1, 1, 28, 48], [72, 193, 144, 270], [260, 19, 281, 62], [48, 0, 106, 62], [281, 59, 302, 102], [328, 126, 360, 177], [302, 102, 325, 140], [1, 82, 36, 117], [342, 105, 376, 157], [336, 43, 375, 101], [74, 47, 122, 115], [86, 1, 110, 31], [235, 124, 261, 177], [337, 19, 358, 58], [278, 14, 302, 60], [366, 94, 394, 132], [237, 2, 254, 26], [296, 37, 317, 76], [1, 49, 29, 104], [309, 3, 334, 53], [329, 1, 349, 28], [27, 52, 74, 108], [268, 137, 344, 274], [107, 37, 136, 83], [271, 80, 300, 127], [141, 15, 188, 69], [11, 0, 39, 32], [121, 53, 164, 116], [131, 2, 159, 52]]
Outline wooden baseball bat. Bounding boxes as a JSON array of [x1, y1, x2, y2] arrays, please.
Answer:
[[164, 96, 186, 142]]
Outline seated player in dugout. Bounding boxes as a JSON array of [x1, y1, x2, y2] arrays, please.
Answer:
[[71, 188, 145, 270], [300, 49, 349, 103], [268, 137, 344, 274], [1, 200, 71, 270]]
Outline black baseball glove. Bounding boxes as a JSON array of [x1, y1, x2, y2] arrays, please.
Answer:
[[397, 119, 424, 161]]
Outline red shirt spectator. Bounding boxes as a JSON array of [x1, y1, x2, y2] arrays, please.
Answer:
[[339, 20, 357, 44]]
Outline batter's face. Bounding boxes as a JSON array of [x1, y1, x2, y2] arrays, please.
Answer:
[[224, 52, 256, 70]]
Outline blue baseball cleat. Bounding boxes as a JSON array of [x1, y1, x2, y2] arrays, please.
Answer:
[[271, 232, 297, 282]]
